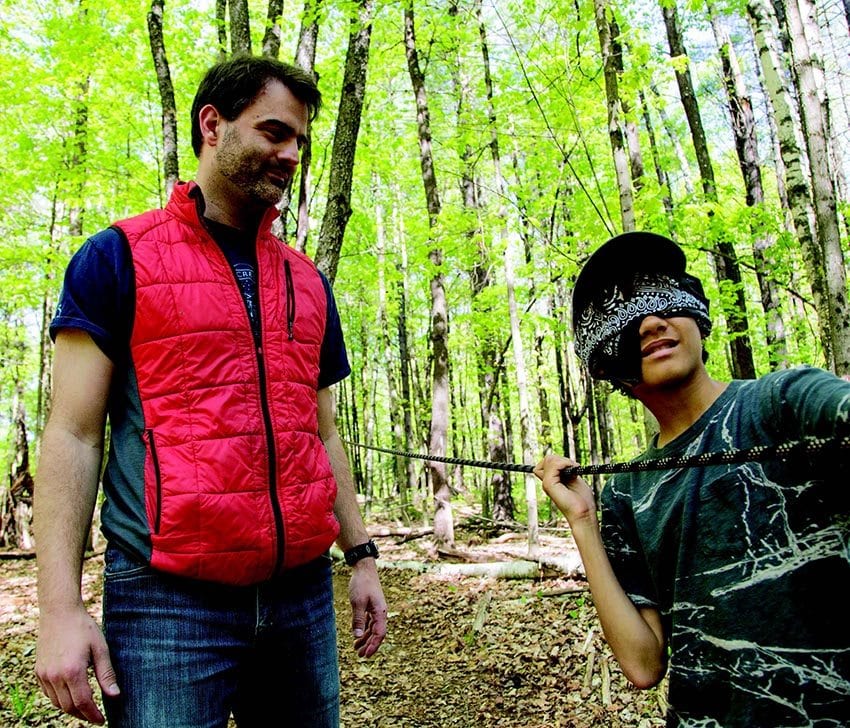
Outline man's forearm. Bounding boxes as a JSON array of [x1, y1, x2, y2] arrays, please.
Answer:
[[35, 424, 103, 611], [323, 431, 370, 550]]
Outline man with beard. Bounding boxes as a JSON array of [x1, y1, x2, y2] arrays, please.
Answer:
[[535, 232, 850, 726], [34, 54, 386, 728]]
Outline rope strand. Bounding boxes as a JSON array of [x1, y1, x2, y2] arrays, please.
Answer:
[[342, 435, 850, 481]]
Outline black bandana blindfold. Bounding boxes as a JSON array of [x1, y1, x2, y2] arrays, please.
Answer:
[[574, 271, 712, 383]]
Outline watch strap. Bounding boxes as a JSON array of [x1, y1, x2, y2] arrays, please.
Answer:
[[344, 539, 379, 566]]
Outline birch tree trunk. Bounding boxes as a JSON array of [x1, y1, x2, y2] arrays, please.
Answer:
[[477, 0, 539, 555], [404, 1, 453, 546], [148, 0, 179, 198], [292, 0, 322, 251], [455, 12, 513, 521], [709, 4, 788, 367], [392, 191, 421, 512], [662, 1, 757, 380], [748, 0, 831, 362], [595, 0, 634, 231], [373, 174, 408, 508], [314, 0, 373, 284], [784, 0, 850, 374]]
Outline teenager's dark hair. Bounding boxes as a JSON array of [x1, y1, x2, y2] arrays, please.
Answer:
[[190, 54, 322, 157]]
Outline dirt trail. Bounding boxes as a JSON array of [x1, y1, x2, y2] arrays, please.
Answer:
[[1, 534, 665, 727]]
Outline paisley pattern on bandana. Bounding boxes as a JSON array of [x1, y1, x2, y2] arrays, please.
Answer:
[[574, 272, 711, 370]]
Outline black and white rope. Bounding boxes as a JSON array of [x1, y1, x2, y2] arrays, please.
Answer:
[[342, 435, 850, 481]]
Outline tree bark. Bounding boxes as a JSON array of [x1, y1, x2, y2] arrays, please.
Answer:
[[476, 0, 539, 557], [216, 0, 227, 59], [748, 0, 831, 363], [783, 0, 850, 374], [293, 0, 322, 252], [314, 0, 373, 284], [709, 3, 787, 367], [595, 4, 635, 229], [262, 0, 285, 58], [662, 1, 757, 380], [404, 1, 453, 546], [229, 0, 252, 55], [147, 0, 179, 198]]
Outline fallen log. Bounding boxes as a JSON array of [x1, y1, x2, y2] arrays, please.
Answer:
[[376, 559, 547, 579]]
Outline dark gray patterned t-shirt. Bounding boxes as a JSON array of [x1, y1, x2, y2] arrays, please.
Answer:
[[601, 366, 850, 727]]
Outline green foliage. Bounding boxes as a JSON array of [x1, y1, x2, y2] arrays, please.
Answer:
[[0, 0, 843, 526], [5, 681, 38, 719]]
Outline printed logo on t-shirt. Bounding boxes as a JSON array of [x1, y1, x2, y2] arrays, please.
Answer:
[[232, 263, 259, 330]]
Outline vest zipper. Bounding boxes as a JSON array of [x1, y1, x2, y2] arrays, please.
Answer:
[[145, 429, 163, 535], [255, 345, 286, 575], [203, 217, 288, 577]]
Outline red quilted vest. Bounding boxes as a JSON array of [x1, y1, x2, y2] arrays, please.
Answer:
[[115, 182, 339, 585]]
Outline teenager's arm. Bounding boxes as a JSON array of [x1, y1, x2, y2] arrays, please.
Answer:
[[34, 330, 119, 725], [535, 455, 667, 688], [318, 387, 387, 658]]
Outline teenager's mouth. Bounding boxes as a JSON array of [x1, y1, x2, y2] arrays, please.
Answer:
[[641, 339, 678, 357]]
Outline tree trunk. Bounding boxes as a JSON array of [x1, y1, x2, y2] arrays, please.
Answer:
[[454, 24, 512, 521], [709, 3, 787, 367], [662, 1, 757, 380], [293, 0, 322, 252], [594, 0, 634, 231], [373, 174, 407, 507], [477, 0, 539, 556], [392, 187, 420, 511], [748, 0, 832, 364], [314, 0, 373, 284], [147, 0, 179, 198], [216, 0, 227, 59], [650, 82, 695, 196], [784, 0, 850, 374], [3, 375, 34, 549], [229, 0, 252, 55], [404, 2, 453, 545], [639, 89, 675, 225], [262, 0, 285, 58]]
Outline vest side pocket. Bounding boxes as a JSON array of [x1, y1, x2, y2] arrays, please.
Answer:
[[144, 429, 163, 535]]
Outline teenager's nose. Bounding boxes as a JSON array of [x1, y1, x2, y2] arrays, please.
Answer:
[[639, 314, 668, 336]]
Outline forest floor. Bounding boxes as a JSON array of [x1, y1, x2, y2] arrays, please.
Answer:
[[1, 520, 667, 728]]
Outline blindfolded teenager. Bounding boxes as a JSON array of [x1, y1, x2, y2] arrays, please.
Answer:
[[535, 232, 850, 727]]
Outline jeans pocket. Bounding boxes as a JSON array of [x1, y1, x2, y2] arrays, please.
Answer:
[[104, 544, 151, 581]]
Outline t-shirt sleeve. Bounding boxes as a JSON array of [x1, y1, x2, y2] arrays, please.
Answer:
[[50, 227, 133, 363], [767, 366, 850, 440], [317, 271, 351, 389], [600, 475, 659, 610]]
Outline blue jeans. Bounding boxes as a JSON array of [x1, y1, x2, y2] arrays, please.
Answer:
[[102, 545, 339, 728]]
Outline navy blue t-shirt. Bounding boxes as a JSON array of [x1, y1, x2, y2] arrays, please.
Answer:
[[51, 225, 350, 389]]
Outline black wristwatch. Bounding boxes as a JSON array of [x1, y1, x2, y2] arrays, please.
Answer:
[[344, 539, 379, 566]]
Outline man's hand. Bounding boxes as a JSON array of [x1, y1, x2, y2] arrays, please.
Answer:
[[35, 606, 119, 725], [534, 454, 597, 526], [348, 559, 387, 658]]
